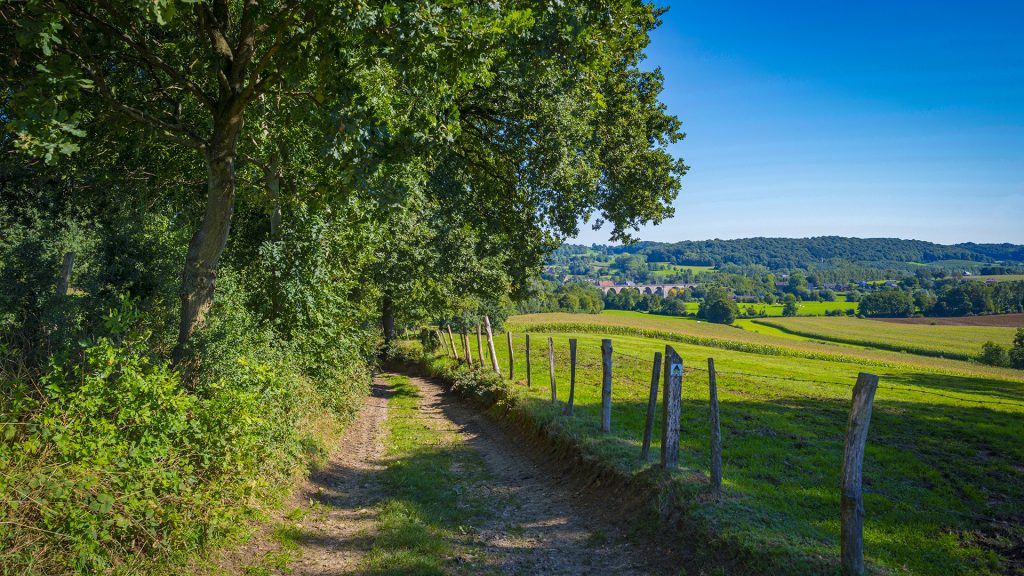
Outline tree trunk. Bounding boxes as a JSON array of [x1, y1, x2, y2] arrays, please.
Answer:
[[382, 294, 396, 345], [173, 114, 243, 371]]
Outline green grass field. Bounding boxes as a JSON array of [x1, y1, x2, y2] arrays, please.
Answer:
[[970, 274, 1024, 282], [680, 300, 859, 316], [458, 315, 1024, 575], [535, 311, 1024, 381], [649, 264, 717, 277], [752, 316, 1018, 360]]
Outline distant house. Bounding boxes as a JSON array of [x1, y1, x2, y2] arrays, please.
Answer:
[[597, 280, 615, 287]]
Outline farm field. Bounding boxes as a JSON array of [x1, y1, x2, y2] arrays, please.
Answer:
[[970, 274, 1024, 282], [874, 313, 1024, 327], [753, 316, 1017, 360], [456, 321, 1024, 575], [649, 264, 717, 277], [567, 311, 1024, 380], [714, 300, 858, 316]]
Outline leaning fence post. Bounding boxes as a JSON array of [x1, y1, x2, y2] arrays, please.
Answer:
[[476, 324, 485, 367], [708, 358, 723, 499], [484, 316, 500, 374], [435, 330, 446, 356], [525, 334, 532, 387], [507, 331, 515, 380], [57, 251, 74, 296], [567, 339, 577, 416], [841, 372, 879, 576], [547, 337, 557, 403], [661, 345, 683, 468], [600, 339, 613, 432], [641, 351, 663, 460], [446, 325, 457, 359], [463, 331, 473, 365]]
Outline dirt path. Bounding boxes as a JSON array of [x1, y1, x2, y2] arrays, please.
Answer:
[[409, 373, 664, 575], [226, 372, 670, 575]]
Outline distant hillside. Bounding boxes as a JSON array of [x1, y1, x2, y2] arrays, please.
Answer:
[[555, 237, 1024, 270]]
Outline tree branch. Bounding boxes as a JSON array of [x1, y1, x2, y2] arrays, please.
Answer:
[[72, 1, 214, 111]]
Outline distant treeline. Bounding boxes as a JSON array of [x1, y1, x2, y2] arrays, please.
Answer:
[[859, 280, 1024, 318], [553, 237, 1024, 270]]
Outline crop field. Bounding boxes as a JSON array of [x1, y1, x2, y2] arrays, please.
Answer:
[[672, 300, 856, 317], [752, 316, 1017, 360], [457, 316, 1024, 574], [587, 311, 1024, 381], [966, 274, 1024, 282], [875, 313, 1024, 327], [650, 264, 717, 277]]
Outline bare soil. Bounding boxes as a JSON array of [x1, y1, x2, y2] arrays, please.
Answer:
[[871, 313, 1024, 327]]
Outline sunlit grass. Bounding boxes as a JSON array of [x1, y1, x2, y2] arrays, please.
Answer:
[[454, 316, 1024, 575]]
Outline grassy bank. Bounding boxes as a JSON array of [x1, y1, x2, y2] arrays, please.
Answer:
[[407, 320, 1024, 575]]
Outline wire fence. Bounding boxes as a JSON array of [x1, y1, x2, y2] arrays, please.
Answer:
[[435, 327, 1022, 534]]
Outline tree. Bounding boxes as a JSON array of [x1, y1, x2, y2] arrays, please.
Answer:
[[698, 286, 738, 325], [1010, 328, 1024, 369], [4, 0, 523, 366], [859, 290, 914, 317], [978, 341, 1010, 368], [782, 294, 799, 317]]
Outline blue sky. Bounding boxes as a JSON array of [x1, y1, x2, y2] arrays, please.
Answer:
[[579, 0, 1024, 245]]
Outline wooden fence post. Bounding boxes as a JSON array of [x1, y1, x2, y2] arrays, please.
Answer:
[[567, 339, 577, 415], [708, 358, 723, 499], [661, 345, 683, 468], [547, 336, 557, 403], [641, 351, 663, 460], [507, 331, 515, 380], [447, 325, 457, 359], [436, 330, 446, 356], [463, 331, 473, 365], [57, 251, 74, 296], [525, 334, 532, 387], [600, 339, 613, 432], [841, 372, 879, 576], [476, 324, 485, 367], [484, 316, 500, 374]]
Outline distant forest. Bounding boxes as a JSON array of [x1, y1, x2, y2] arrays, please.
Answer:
[[553, 237, 1024, 270]]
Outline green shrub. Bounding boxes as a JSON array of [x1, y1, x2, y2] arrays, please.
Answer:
[[0, 297, 367, 574], [977, 341, 1011, 368]]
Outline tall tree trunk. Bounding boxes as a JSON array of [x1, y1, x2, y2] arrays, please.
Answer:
[[381, 294, 396, 346], [173, 114, 243, 370]]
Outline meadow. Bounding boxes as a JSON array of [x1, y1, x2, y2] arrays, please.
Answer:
[[679, 300, 859, 317], [752, 316, 1018, 360], [453, 314, 1024, 575], [573, 311, 1024, 380]]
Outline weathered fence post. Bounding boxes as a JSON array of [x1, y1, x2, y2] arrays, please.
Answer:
[[436, 330, 447, 356], [476, 324, 485, 367], [507, 331, 515, 380], [600, 339, 613, 432], [841, 372, 879, 576], [641, 351, 663, 460], [463, 331, 473, 365], [661, 345, 683, 468], [447, 325, 457, 359], [57, 252, 74, 296], [708, 358, 723, 499], [567, 339, 577, 415], [525, 334, 532, 387], [547, 337, 557, 403], [484, 316, 500, 374]]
